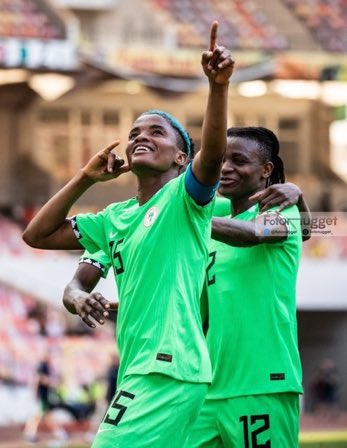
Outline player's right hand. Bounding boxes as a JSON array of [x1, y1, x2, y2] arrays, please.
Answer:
[[201, 21, 235, 86], [249, 183, 303, 213], [73, 292, 119, 328], [82, 141, 130, 182]]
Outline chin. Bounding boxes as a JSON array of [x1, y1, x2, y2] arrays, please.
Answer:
[[218, 186, 233, 199], [131, 159, 159, 176]]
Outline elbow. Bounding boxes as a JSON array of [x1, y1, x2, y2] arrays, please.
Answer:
[[22, 228, 44, 248], [22, 228, 36, 247]]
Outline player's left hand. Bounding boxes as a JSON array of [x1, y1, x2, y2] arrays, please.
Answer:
[[249, 183, 303, 213], [201, 21, 235, 85], [73, 292, 119, 328]]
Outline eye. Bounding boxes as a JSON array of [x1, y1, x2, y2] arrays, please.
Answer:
[[153, 128, 164, 135], [232, 158, 247, 165], [128, 131, 138, 140]]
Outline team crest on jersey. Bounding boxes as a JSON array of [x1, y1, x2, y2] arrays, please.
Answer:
[[144, 207, 159, 227]]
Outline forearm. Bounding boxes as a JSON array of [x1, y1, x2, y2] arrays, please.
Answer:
[[63, 278, 93, 314], [193, 83, 229, 185], [212, 214, 289, 246], [202, 82, 229, 164], [297, 194, 310, 215], [23, 170, 95, 249], [63, 279, 82, 315], [212, 217, 261, 247], [297, 194, 312, 241]]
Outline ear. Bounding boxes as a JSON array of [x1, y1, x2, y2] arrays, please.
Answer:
[[175, 151, 188, 167], [262, 161, 273, 180]]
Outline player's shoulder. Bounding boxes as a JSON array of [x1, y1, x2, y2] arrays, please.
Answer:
[[159, 171, 191, 201], [104, 197, 138, 214], [213, 196, 230, 217], [278, 204, 300, 218]]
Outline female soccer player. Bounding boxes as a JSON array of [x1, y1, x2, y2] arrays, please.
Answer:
[[189, 126, 305, 448], [22, 22, 234, 448]]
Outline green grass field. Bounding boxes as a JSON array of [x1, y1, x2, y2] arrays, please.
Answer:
[[301, 444, 347, 448], [299, 430, 347, 447]]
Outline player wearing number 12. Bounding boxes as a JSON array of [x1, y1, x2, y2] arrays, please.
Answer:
[[22, 22, 235, 448], [188, 127, 304, 448]]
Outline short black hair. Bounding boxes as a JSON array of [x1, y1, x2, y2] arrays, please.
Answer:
[[227, 126, 285, 185]]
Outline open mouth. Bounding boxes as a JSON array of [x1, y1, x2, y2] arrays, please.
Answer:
[[132, 145, 154, 154]]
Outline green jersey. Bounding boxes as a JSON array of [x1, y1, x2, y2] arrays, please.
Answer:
[[73, 172, 213, 384], [206, 203, 303, 399], [79, 250, 112, 278]]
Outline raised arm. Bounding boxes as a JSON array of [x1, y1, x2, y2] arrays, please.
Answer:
[[63, 262, 118, 329], [192, 21, 235, 186], [22, 141, 129, 249]]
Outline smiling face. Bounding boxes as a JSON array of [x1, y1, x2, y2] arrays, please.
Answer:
[[125, 114, 187, 176], [218, 136, 273, 200]]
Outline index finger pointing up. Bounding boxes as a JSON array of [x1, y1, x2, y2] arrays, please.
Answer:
[[209, 20, 218, 51], [102, 140, 120, 155]]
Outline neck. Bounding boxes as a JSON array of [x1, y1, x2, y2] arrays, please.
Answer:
[[230, 185, 266, 216], [136, 170, 180, 205], [230, 197, 254, 216]]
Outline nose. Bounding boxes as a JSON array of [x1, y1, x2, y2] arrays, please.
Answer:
[[221, 161, 235, 175], [133, 131, 149, 143]]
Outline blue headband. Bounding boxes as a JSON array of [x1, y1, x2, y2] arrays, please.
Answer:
[[140, 109, 192, 156]]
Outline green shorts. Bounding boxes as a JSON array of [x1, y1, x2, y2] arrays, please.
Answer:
[[187, 392, 300, 448], [92, 373, 208, 448]]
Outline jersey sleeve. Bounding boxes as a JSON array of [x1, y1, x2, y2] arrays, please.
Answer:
[[179, 170, 216, 218], [185, 163, 220, 205], [79, 249, 112, 279], [71, 210, 108, 255]]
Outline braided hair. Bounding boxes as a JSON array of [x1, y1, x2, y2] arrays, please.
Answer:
[[227, 126, 285, 186]]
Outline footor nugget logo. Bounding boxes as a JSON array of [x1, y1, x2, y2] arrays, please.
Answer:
[[144, 207, 159, 227]]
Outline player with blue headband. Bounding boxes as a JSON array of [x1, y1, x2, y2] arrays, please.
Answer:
[[140, 109, 193, 157], [23, 21, 235, 448]]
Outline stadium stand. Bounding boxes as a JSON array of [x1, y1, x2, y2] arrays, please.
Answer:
[[282, 0, 347, 52], [0, 281, 115, 387], [0, 0, 66, 39], [149, 0, 289, 49], [0, 214, 117, 430]]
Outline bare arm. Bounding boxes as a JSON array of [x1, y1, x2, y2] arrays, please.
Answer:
[[63, 263, 118, 329], [22, 141, 129, 249], [192, 21, 234, 186], [212, 213, 288, 247], [296, 194, 311, 241]]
